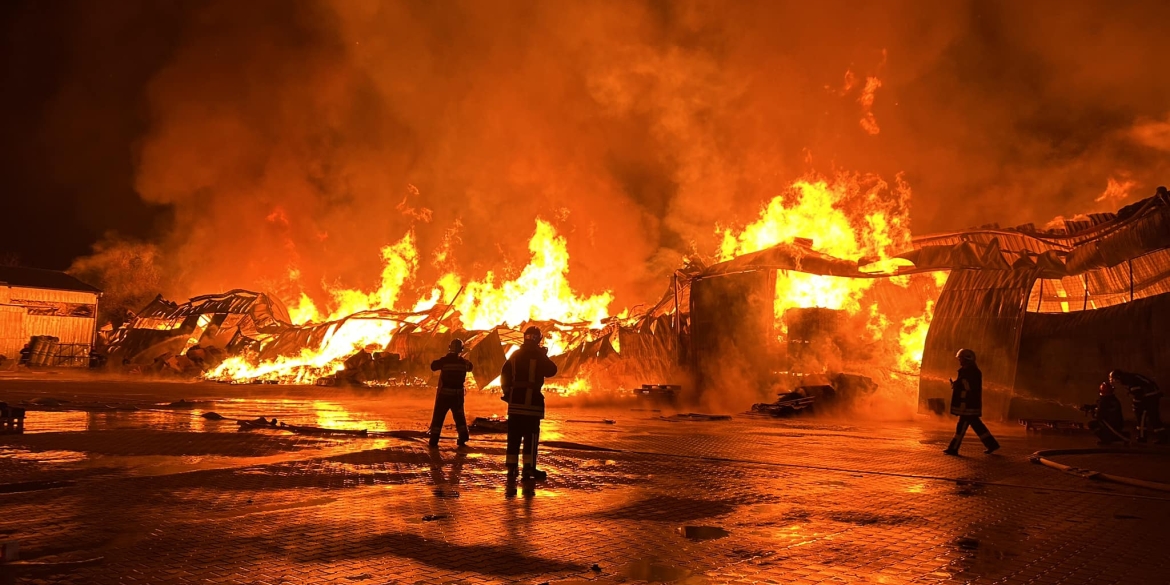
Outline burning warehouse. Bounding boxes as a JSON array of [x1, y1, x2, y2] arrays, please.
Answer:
[[684, 189, 1170, 420], [94, 187, 1170, 428]]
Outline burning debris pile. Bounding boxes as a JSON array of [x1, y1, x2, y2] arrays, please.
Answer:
[[100, 174, 948, 406], [103, 220, 687, 392], [104, 290, 290, 376]]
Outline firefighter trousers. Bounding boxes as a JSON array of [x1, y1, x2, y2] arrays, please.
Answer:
[[429, 393, 469, 444], [1091, 420, 1127, 444], [948, 415, 999, 452], [1134, 398, 1166, 442], [505, 414, 541, 470]]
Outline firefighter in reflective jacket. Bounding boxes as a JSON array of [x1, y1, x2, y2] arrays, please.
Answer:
[[944, 348, 1000, 455], [428, 339, 473, 448], [500, 326, 558, 481], [1109, 369, 1167, 443]]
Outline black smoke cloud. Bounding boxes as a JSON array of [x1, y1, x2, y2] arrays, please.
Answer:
[[5, 0, 1168, 310]]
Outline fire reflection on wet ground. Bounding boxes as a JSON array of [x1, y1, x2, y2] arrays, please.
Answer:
[[16, 397, 395, 434], [2, 379, 1170, 584]]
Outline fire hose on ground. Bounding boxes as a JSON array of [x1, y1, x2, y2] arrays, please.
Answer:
[[1030, 448, 1170, 493]]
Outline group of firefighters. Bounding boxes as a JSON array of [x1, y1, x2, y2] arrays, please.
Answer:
[[426, 332, 1166, 482], [428, 326, 557, 486], [944, 348, 1166, 455], [1084, 370, 1166, 445]]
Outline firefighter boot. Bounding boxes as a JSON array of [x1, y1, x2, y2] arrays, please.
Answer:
[[504, 465, 519, 497], [522, 465, 548, 481]]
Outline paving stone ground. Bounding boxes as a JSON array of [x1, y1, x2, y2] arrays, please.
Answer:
[[3, 374, 1170, 584]]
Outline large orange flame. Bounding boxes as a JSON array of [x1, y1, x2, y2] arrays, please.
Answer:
[[717, 173, 942, 373], [428, 219, 613, 332], [212, 171, 944, 387], [208, 220, 613, 384], [718, 174, 910, 323]]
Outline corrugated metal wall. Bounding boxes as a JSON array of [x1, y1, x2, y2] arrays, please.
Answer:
[[1013, 292, 1170, 420], [7, 287, 97, 305], [0, 286, 98, 365], [0, 305, 26, 359], [22, 314, 96, 345], [918, 269, 1036, 420]]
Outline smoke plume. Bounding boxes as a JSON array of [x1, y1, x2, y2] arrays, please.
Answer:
[[63, 0, 1170, 312]]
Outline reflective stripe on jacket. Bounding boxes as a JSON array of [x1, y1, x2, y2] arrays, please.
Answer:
[[950, 364, 983, 417], [431, 353, 473, 396], [500, 344, 558, 419]]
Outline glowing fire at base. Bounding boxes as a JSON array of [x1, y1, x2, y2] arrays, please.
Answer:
[[206, 171, 945, 388], [716, 173, 942, 373], [207, 220, 615, 384]]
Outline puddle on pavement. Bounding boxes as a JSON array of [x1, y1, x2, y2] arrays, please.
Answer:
[[0, 479, 77, 493], [623, 558, 707, 583], [201, 496, 338, 520], [0, 440, 382, 479], [0, 446, 87, 464], [14, 398, 393, 434], [828, 511, 916, 526], [676, 526, 729, 541]]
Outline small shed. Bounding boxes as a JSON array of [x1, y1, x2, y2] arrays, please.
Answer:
[[0, 266, 102, 366]]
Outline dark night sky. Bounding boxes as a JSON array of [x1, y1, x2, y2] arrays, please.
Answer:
[[0, 1, 184, 269]]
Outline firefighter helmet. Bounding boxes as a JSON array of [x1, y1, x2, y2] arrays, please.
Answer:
[[955, 348, 977, 363], [523, 326, 542, 343], [449, 338, 464, 353], [1100, 382, 1114, 395]]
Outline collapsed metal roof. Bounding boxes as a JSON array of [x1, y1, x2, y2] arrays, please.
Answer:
[[695, 189, 1170, 288], [899, 189, 1170, 277]]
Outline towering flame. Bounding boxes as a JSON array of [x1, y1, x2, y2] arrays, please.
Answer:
[[208, 219, 614, 383], [211, 172, 944, 387], [718, 173, 910, 322], [717, 173, 942, 373], [430, 219, 613, 331]]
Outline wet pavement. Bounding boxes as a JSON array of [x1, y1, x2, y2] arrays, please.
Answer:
[[3, 375, 1170, 584]]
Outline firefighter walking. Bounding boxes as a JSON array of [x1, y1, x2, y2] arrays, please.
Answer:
[[1109, 369, 1167, 443], [500, 326, 558, 482], [944, 348, 1000, 455], [428, 339, 473, 449]]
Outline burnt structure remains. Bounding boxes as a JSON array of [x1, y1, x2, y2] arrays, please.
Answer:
[[97, 191, 1170, 423], [912, 189, 1170, 421]]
